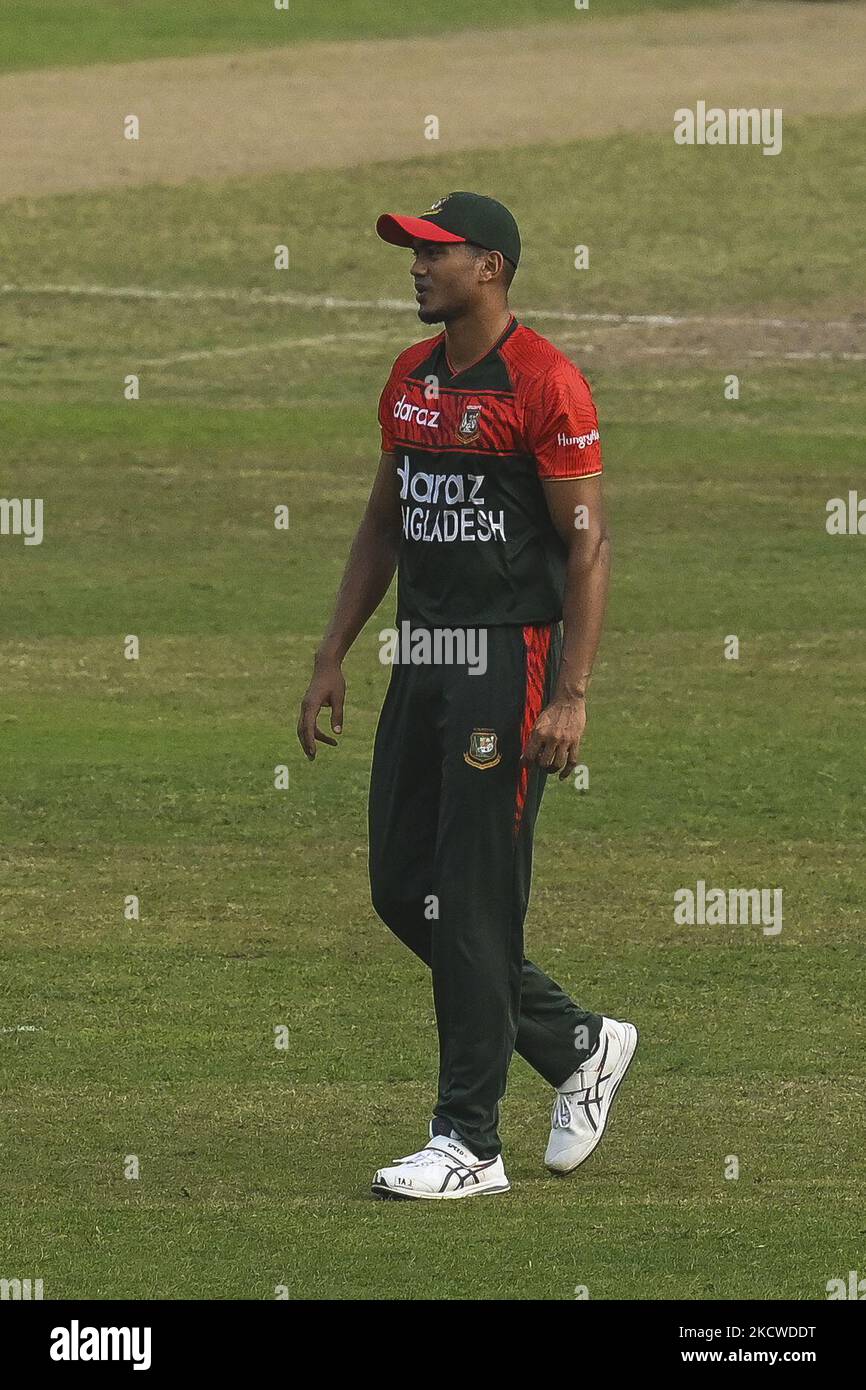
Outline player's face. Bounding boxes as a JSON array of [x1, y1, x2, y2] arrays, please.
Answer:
[[409, 240, 481, 323]]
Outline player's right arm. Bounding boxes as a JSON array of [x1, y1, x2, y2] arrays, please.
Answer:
[[296, 450, 401, 760]]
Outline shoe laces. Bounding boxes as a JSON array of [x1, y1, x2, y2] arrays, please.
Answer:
[[552, 1069, 613, 1127], [398, 1137, 472, 1167], [399, 1145, 444, 1167], [552, 1092, 575, 1129]]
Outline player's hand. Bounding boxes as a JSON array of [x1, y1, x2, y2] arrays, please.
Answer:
[[520, 698, 586, 781], [297, 655, 346, 760]]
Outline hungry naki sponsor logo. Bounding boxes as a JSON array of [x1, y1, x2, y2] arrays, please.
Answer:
[[557, 428, 599, 449], [674, 880, 783, 936], [50, 1321, 152, 1371], [674, 101, 782, 156], [379, 622, 488, 676], [397, 456, 506, 544]]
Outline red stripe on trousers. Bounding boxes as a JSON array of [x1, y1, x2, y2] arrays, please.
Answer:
[[513, 623, 552, 840]]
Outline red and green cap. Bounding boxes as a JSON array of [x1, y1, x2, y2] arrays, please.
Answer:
[[376, 191, 521, 269]]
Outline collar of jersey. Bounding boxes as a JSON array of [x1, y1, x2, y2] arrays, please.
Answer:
[[443, 313, 518, 380]]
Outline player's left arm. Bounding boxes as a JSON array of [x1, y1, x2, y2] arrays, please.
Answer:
[[520, 474, 610, 780]]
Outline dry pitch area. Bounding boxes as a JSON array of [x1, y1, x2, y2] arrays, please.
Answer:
[[1, 1, 864, 201], [2, 1, 864, 367]]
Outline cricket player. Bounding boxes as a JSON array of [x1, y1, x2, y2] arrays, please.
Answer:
[[297, 192, 638, 1200]]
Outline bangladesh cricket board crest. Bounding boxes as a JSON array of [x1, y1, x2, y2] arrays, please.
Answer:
[[464, 728, 501, 770], [456, 400, 483, 443]]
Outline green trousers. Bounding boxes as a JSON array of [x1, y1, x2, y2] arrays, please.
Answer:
[[368, 621, 602, 1160]]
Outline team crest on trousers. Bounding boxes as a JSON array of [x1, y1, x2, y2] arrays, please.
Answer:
[[464, 728, 500, 770], [456, 401, 483, 443]]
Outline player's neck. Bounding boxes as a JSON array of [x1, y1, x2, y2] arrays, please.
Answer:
[[443, 304, 512, 376]]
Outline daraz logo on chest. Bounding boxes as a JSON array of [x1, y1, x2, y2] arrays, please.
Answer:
[[397, 456, 485, 505], [393, 393, 440, 428]]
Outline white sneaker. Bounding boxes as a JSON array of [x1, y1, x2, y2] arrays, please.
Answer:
[[372, 1134, 511, 1201], [544, 1017, 639, 1173], [390, 1121, 479, 1165]]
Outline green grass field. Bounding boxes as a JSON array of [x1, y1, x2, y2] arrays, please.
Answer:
[[1, 8, 864, 1298], [0, 0, 736, 73]]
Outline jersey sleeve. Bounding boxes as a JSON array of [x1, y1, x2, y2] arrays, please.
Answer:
[[377, 357, 402, 453], [523, 363, 603, 480]]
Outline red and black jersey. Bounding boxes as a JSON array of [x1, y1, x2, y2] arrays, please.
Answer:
[[378, 315, 603, 626]]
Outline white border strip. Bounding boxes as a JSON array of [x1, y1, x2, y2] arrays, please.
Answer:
[[1, 282, 859, 332], [140, 330, 402, 367]]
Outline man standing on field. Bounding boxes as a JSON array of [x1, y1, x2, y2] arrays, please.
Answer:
[[297, 192, 638, 1201]]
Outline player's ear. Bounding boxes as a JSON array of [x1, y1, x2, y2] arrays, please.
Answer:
[[482, 250, 505, 284]]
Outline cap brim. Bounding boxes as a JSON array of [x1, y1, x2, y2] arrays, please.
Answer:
[[376, 213, 467, 247]]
